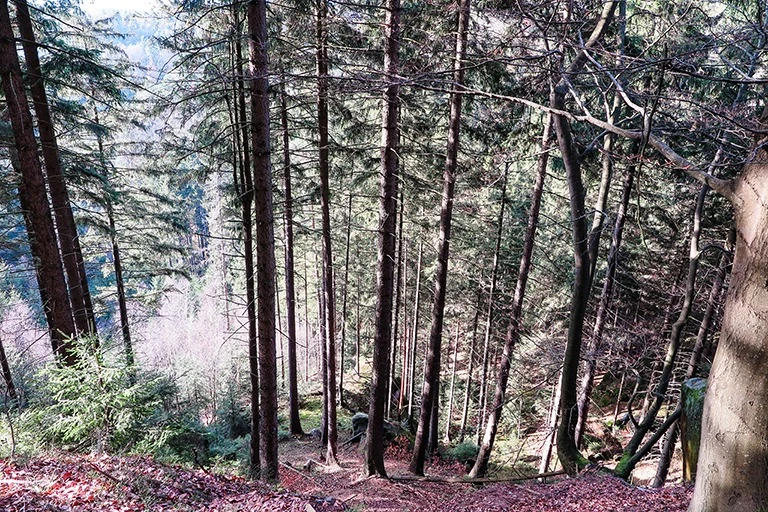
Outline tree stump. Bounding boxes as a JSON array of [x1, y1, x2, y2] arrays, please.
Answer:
[[681, 378, 706, 483]]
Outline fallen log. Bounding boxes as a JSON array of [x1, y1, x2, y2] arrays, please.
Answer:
[[389, 469, 567, 484]]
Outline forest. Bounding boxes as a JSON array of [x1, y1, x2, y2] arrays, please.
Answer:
[[0, 0, 765, 510]]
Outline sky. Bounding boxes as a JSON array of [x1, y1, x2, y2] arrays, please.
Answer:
[[79, 0, 159, 15]]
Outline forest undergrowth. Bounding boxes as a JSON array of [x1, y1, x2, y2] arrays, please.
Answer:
[[0, 436, 691, 511]]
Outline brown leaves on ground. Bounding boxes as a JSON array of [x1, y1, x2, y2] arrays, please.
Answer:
[[437, 472, 692, 512], [0, 445, 692, 511], [0, 453, 344, 511]]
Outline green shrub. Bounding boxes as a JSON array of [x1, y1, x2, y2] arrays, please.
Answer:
[[446, 442, 480, 466], [18, 340, 176, 454]]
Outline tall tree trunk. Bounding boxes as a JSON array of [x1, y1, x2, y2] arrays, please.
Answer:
[[0, 0, 77, 364], [410, 0, 470, 475], [469, 114, 552, 478], [279, 76, 303, 435], [340, 192, 353, 408], [107, 201, 133, 368], [247, 0, 278, 481], [364, 0, 400, 477], [316, 0, 338, 465], [687, 149, 768, 511], [444, 323, 459, 442], [93, 107, 133, 370], [475, 167, 508, 445], [230, 9, 260, 476], [14, 0, 95, 337], [458, 299, 480, 443], [407, 240, 423, 421], [388, 191, 405, 417], [552, 1, 618, 475], [575, 156, 636, 447]]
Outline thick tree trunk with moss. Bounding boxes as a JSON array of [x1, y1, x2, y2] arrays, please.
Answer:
[[0, 0, 77, 364], [364, 0, 400, 477]]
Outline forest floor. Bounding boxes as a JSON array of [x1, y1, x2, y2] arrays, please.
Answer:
[[0, 435, 692, 511]]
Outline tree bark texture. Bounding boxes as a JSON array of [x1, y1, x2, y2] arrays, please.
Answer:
[[248, 0, 278, 481], [688, 156, 768, 511], [364, 0, 400, 477]]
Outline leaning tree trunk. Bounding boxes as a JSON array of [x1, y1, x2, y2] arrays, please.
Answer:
[[0, 0, 77, 364], [614, 184, 709, 480], [469, 114, 551, 478], [552, 1, 618, 475], [316, 0, 339, 466], [475, 166, 508, 445], [653, 228, 733, 487], [575, 157, 635, 448], [248, 0, 278, 482], [14, 0, 95, 337], [364, 0, 400, 477], [410, 0, 470, 476]]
